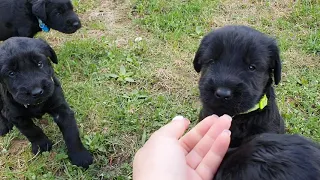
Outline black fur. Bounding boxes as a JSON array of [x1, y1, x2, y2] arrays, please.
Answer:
[[0, 0, 81, 41], [0, 37, 92, 168], [194, 25, 284, 147], [214, 133, 320, 180]]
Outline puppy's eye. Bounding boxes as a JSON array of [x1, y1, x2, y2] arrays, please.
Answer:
[[8, 71, 15, 77], [249, 65, 256, 71], [37, 61, 43, 68]]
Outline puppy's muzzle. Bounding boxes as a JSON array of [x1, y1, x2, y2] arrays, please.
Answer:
[[22, 77, 54, 107]]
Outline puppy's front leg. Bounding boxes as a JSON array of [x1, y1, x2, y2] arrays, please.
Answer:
[[50, 104, 93, 168], [10, 118, 52, 154], [0, 115, 13, 136]]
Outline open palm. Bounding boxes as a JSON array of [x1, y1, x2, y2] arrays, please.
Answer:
[[133, 115, 232, 180], [180, 115, 231, 180]]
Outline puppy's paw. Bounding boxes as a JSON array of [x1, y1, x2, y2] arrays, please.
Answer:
[[69, 149, 93, 168], [0, 121, 13, 136], [31, 138, 53, 154]]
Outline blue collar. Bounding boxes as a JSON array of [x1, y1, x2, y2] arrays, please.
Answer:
[[38, 19, 50, 32]]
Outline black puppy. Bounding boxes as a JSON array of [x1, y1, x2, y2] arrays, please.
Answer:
[[194, 25, 284, 147], [0, 37, 92, 168], [0, 0, 81, 41], [214, 133, 320, 180]]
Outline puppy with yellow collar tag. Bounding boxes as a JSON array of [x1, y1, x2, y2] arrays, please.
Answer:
[[194, 25, 284, 148]]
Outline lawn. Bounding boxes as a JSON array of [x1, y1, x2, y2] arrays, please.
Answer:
[[0, 0, 319, 179]]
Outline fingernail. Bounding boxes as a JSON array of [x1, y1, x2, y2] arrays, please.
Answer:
[[172, 115, 184, 121], [210, 114, 219, 118], [221, 114, 232, 121], [223, 129, 231, 136]]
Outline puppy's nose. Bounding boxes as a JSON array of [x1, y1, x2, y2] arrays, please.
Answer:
[[31, 88, 44, 98], [215, 87, 232, 100]]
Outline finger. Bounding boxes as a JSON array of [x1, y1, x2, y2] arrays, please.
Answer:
[[152, 116, 190, 139], [179, 115, 219, 155], [186, 115, 232, 169], [196, 130, 231, 180]]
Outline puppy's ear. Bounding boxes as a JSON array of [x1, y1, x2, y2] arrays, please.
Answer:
[[268, 41, 281, 85], [36, 39, 58, 64], [193, 35, 211, 73], [193, 47, 204, 73], [45, 45, 58, 64], [31, 0, 47, 21]]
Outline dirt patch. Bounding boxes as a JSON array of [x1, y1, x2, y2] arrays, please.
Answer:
[[84, 0, 147, 47], [211, 0, 295, 27], [8, 139, 29, 155], [153, 66, 198, 96], [41, 0, 143, 48], [283, 48, 319, 68], [87, 0, 130, 29]]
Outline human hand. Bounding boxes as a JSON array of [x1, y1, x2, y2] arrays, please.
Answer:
[[133, 114, 232, 180]]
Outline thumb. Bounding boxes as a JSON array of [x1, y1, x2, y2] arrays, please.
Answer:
[[154, 116, 190, 139]]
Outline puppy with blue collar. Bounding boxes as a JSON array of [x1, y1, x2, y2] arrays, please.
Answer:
[[0, 0, 81, 41]]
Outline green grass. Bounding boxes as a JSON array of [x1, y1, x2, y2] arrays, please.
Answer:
[[132, 0, 220, 41], [71, 0, 100, 13], [276, 0, 320, 54], [0, 0, 319, 179]]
